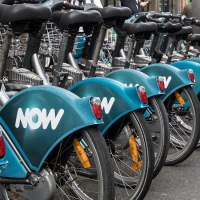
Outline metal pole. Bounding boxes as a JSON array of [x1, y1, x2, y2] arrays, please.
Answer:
[[89, 26, 107, 77], [0, 29, 13, 80], [52, 31, 69, 86]]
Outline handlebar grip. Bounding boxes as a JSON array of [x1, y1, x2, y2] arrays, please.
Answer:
[[51, 2, 84, 12], [195, 20, 200, 27], [151, 14, 172, 19], [170, 15, 181, 19], [146, 16, 161, 23], [51, 1, 63, 12], [183, 17, 196, 25], [16, 0, 39, 3], [63, 2, 84, 10], [1, 0, 15, 4], [1, 0, 39, 4]]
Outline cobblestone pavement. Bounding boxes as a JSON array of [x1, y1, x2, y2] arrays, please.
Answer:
[[145, 149, 200, 200]]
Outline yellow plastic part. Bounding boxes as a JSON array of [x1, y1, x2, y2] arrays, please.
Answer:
[[129, 135, 138, 162], [13, 193, 19, 198], [174, 91, 185, 105], [73, 138, 91, 168], [130, 161, 143, 171], [129, 135, 143, 171]]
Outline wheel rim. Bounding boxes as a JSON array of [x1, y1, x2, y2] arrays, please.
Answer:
[[166, 87, 196, 162], [5, 129, 104, 200], [106, 112, 152, 200]]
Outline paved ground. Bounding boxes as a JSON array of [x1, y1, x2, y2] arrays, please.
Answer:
[[8, 149, 200, 200], [145, 149, 200, 200]]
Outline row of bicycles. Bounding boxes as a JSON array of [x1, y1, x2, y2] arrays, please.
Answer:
[[0, 0, 200, 199]]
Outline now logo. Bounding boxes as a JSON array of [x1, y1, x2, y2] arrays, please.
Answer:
[[15, 108, 64, 130], [101, 97, 115, 114], [162, 76, 172, 89], [123, 83, 140, 88]]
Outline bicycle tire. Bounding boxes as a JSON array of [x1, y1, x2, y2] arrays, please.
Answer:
[[164, 86, 200, 165], [106, 110, 154, 200], [147, 96, 170, 178], [3, 126, 115, 200]]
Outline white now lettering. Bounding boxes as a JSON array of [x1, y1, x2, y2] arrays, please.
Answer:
[[15, 108, 64, 130], [101, 97, 115, 114], [123, 83, 134, 87], [162, 76, 172, 89]]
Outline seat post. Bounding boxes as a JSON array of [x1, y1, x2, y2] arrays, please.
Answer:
[[89, 25, 107, 77], [0, 28, 13, 106], [0, 29, 13, 81], [113, 27, 127, 58], [166, 38, 176, 64], [124, 37, 135, 69], [52, 31, 70, 86], [184, 43, 190, 59], [24, 22, 47, 71], [150, 33, 165, 64]]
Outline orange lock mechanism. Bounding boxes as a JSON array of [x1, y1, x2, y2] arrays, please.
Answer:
[[13, 193, 19, 198], [73, 138, 91, 168], [129, 135, 143, 171], [174, 91, 185, 105]]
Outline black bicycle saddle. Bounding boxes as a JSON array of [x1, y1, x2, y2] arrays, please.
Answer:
[[0, 4, 51, 24], [88, 6, 131, 20]]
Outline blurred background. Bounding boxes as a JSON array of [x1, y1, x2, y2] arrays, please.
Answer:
[[102, 0, 199, 33], [102, 0, 197, 16]]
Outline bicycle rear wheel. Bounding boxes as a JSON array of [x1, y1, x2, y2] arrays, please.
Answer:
[[4, 126, 115, 200], [164, 86, 200, 165], [105, 110, 154, 200], [146, 96, 170, 178]]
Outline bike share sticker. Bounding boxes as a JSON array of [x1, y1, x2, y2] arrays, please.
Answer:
[[15, 108, 64, 130]]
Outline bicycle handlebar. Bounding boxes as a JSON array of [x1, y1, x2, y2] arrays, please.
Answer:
[[182, 17, 196, 25], [149, 13, 199, 26], [151, 13, 172, 19], [146, 15, 162, 23], [63, 2, 84, 10], [51, 2, 84, 12], [195, 20, 200, 27], [1, 0, 39, 4]]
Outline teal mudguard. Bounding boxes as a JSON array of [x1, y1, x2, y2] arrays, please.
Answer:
[[140, 64, 194, 102], [0, 135, 27, 178], [69, 77, 148, 134], [187, 57, 200, 65], [0, 86, 102, 172], [105, 69, 164, 98], [171, 60, 200, 98]]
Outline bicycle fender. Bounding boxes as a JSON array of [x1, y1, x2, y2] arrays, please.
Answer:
[[171, 61, 200, 97], [105, 69, 164, 98], [140, 64, 193, 102], [0, 86, 102, 172], [186, 57, 200, 65], [0, 135, 27, 178], [69, 77, 148, 134]]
